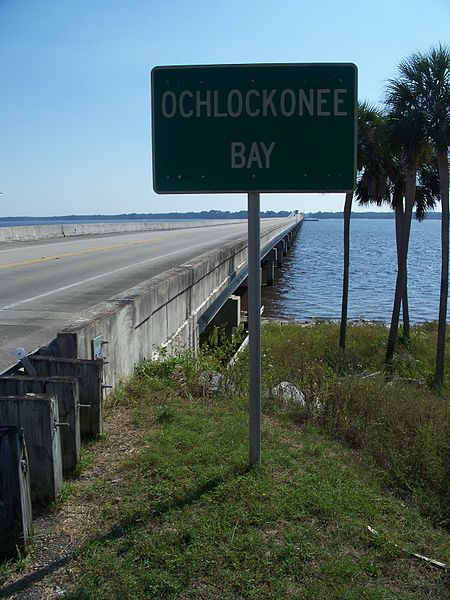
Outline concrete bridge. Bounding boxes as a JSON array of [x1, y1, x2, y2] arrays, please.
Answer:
[[0, 215, 302, 553], [1, 215, 302, 382]]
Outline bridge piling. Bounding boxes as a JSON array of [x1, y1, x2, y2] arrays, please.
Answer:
[[0, 376, 80, 474], [207, 295, 241, 340], [262, 249, 277, 286], [275, 241, 284, 267], [0, 426, 33, 559], [0, 395, 63, 503], [28, 357, 103, 440]]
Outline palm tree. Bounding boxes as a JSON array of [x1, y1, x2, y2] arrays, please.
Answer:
[[339, 102, 381, 350], [359, 152, 437, 331], [339, 190, 353, 349], [356, 130, 439, 339], [387, 156, 411, 338], [420, 45, 450, 385], [355, 125, 408, 332], [384, 55, 429, 368], [339, 103, 383, 349]]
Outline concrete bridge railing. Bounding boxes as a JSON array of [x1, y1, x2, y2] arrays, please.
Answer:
[[0, 219, 245, 244]]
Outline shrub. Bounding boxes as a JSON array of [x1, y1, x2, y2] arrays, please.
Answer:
[[258, 321, 450, 525]]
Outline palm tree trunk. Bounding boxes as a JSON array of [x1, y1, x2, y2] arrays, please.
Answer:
[[339, 191, 353, 349], [394, 198, 410, 338], [402, 270, 410, 339], [386, 160, 417, 367], [435, 151, 449, 385]]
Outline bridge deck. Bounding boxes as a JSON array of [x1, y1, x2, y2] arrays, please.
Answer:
[[0, 219, 293, 372]]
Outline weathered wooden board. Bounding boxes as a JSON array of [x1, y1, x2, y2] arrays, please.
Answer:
[[29, 356, 103, 439], [0, 426, 33, 559], [0, 395, 63, 503], [0, 376, 80, 474]]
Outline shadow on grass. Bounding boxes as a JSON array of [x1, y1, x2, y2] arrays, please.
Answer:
[[1, 463, 251, 598]]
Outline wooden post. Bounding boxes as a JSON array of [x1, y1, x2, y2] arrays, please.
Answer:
[[0, 426, 33, 559], [0, 376, 80, 474], [0, 395, 63, 503], [29, 356, 103, 439]]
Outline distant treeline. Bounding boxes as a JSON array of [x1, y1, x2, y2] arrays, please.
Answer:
[[0, 210, 290, 222], [305, 211, 441, 220], [1, 210, 443, 222]]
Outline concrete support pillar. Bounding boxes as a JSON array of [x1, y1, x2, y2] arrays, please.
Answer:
[[0, 426, 33, 559], [29, 356, 103, 440], [209, 295, 241, 338], [0, 376, 81, 475], [262, 249, 277, 286], [0, 395, 63, 503], [276, 241, 284, 267]]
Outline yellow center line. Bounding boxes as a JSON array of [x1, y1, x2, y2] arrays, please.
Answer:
[[0, 237, 162, 271]]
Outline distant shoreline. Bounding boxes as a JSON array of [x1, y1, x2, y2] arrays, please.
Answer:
[[305, 211, 441, 220], [0, 210, 442, 224], [0, 210, 288, 224]]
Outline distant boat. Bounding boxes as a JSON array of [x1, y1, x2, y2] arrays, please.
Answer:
[[304, 218, 319, 221]]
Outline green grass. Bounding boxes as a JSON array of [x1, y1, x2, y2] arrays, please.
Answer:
[[257, 321, 450, 526], [2, 322, 449, 598], [57, 329, 449, 598]]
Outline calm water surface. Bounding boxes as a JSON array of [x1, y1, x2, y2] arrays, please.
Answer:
[[263, 219, 442, 324]]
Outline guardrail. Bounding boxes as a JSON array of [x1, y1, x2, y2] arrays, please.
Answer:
[[0, 219, 245, 244]]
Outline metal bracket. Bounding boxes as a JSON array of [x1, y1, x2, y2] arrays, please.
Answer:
[[15, 348, 37, 376], [91, 335, 108, 360]]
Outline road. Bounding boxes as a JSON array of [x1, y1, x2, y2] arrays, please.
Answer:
[[0, 220, 281, 372]]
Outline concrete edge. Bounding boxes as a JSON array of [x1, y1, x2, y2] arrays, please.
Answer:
[[0, 219, 247, 244]]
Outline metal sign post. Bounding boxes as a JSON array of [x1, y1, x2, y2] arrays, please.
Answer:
[[247, 192, 261, 466], [151, 63, 357, 467]]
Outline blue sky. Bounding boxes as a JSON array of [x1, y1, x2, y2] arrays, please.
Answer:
[[0, 0, 448, 216]]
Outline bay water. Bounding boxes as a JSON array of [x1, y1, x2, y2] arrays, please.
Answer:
[[263, 218, 443, 324]]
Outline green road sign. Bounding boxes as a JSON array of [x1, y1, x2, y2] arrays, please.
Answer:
[[151, 63, 357, 194]]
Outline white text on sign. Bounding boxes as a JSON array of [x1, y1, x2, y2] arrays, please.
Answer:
[[231, 142, 276, 169], [161, 88, 349, 119]]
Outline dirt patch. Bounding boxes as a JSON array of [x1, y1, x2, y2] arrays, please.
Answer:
[[1, 406, 141, 599]]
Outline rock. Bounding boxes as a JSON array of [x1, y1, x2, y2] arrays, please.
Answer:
[[201, 371, 222, 395], [272, 382, 306, 407]]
